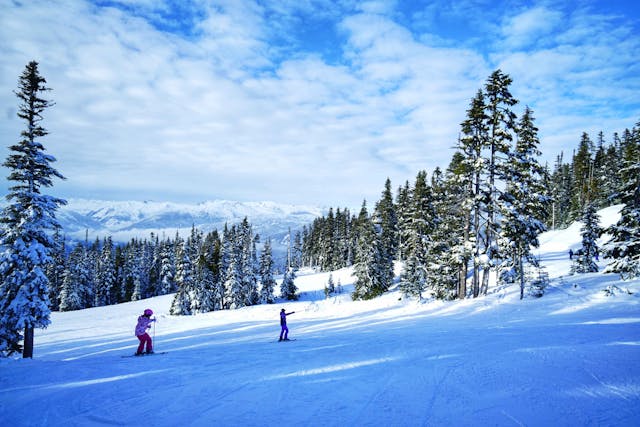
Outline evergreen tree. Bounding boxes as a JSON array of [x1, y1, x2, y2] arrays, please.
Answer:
[[159, 239, 177, 294], [94, 237, 116, 306], [479, 69, 518, 296], [324, 273, 336, 298], [280, 268, 298, 301], [372, 178, 397, 294], [399, 171, 437, 300], [427, 167, 460, 300], [501, 107, 550, 298], [572, 203, 602, 274], [570, 132, 595, 220], [259, 239, 276, 304], [442, 152, 472, 299], [239, 218, 259, 306], [352, 201, 388, 300], [45, 229, 66, 311], [170, 239, 193, 315], [0, 61, 66, 357], [458, 90, 487, 298], [395, 181, 412, 262], [604, 153, 640, 279], [549, 153, 573, 229]]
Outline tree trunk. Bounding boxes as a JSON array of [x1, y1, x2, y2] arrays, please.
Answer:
[[481, 266, 490, 296], [23, 325, 34, 358], [519, 250, 525, 300], [458, 264, 467, 299]]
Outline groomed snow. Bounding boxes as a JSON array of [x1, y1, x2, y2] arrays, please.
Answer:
[[1, 207, 639, 426]]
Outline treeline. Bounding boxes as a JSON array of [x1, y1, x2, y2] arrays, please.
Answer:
[[40, 70, 640, 311], [550, 127, 640, 228], [297, 70, 640, 301], [46, 218, 296, 314]]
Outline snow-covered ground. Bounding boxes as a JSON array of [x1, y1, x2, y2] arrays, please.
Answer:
[[1, 206, 639, 426]]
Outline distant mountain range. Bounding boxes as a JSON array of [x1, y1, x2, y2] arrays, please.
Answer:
[[55, 199, 326, 257]]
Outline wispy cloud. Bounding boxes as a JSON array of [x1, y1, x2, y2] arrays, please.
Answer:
[[0, 0, 638, 207]]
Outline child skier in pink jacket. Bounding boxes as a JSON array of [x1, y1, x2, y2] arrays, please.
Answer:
[[134, 309, 156, 355]]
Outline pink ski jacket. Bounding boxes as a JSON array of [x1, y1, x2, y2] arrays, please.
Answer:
[[135, 316, 153, 336]]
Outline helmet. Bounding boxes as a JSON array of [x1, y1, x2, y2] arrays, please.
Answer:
[[144, 309, 153, 316]]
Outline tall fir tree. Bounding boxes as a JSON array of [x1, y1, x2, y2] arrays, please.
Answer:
[[427, 167, 459, 300], [572, 203, 602, 274], [434, 152, 472, 299], [549, 152, 573, 229], [604, 150, 640, 279], [170, 239, 193, 315], [399, 171, 437, 300], [479, 69, 518, 296], [501, 107, 550, 298], [458, 90, 487, 297], [372, 178, 397, 295], [94, 237, 116, 306], [570, 132, 595, 220], [280, 268, 298, 301], [395, 181, 412, 262], [45, 229, 66, 311], [0, 62, 66, 357], [259, 239, 277, 304], [159, 239, 177, 295]]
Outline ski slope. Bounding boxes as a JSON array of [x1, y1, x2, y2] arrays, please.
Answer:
[[1, 206, 639, 426]]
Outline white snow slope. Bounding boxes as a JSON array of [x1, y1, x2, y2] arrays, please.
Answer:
[[1, 205, 639, 426]]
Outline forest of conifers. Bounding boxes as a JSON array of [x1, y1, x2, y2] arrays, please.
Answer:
[[46, 70, 640, 312]]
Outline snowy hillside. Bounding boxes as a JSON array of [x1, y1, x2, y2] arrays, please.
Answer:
[[0, 206, 639, 426], [54, 198, 326, 254]]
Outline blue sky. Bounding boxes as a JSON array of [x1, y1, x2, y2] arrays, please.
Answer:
[[0, 0, 638, 208]]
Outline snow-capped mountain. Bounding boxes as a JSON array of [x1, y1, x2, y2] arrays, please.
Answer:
[[56, 198, 325, 251]]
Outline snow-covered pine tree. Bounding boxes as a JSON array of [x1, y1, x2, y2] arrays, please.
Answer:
[[500, 107, 550, 299], [186, 226, 205, 312], [259, 239, 277, 304], [458, 89, 488, 298], [479, 69, 518, 296], [324, 273, 336, 298], [395, 180, 412, 262], [372, 178, 397, 294], [374, 178, 398, 265], [604, 146, 640, 279], [58, 263, 83, 313], [572, 202, 602, 274], [194, 262, 216, 313], [94, 237, 116, 306], [570, 132, 596, 221], [352, 200, 389, 300], [45, 229, 66, 311], [399, 171, 437, 300], [223, 224, 246, 309], [280, 268, 298, 301], [441, 152, 473, 299], [170, 239, 193, 315], [239, 218, 259, 307], [159, 238, 177, 295], [131, 240, 152, 301], [0, 61, 66, 357], [549, 152, 574, 229], [147, 234, 162, 297], [426, 167, 458, 300]]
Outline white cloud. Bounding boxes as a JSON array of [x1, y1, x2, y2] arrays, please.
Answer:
[[500, 6, 564, 49], [0, 0, 638, 207]]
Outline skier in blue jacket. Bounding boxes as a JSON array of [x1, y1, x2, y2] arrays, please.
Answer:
[[279, 308, 295, 341]]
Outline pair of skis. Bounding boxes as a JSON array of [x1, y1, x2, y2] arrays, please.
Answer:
[[122, 351, 168, 358]]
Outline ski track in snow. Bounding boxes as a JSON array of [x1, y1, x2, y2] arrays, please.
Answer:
[[1, 206, 640, 426]]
